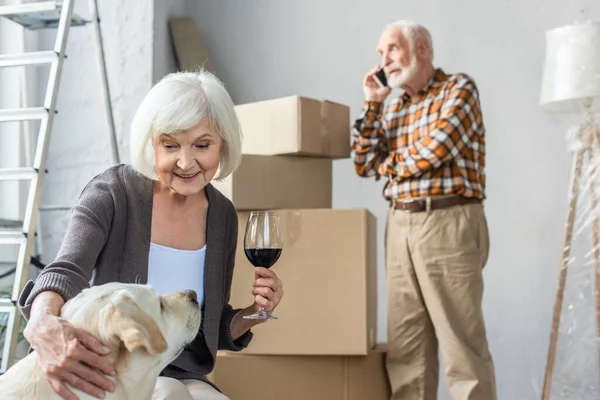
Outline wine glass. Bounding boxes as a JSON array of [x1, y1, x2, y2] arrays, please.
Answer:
[[243, 211, 283, 320]]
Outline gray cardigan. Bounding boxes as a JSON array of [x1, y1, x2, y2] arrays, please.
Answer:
[[18, 164, 252, 387]]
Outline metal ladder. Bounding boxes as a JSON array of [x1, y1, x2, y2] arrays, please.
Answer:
[[0, 0, 119, 372]]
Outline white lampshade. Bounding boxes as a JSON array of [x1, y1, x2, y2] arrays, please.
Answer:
[[540, 21, 600, 113]]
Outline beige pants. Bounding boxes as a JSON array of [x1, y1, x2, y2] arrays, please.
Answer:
[[385, 203, 497, 400], [153, 377, 230, 400]]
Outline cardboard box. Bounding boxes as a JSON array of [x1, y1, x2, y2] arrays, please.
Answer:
[[212, 155, 332, 210], [211, 351, 390, 400], [231, 209, 377, 355], [235, 96, 351, 159]]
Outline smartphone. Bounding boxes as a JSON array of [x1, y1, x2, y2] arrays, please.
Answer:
[[373, 67, 388, 88]]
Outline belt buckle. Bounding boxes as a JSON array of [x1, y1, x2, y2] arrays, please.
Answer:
[[398, 197, 432, 212], [399, 198, 416, 212]]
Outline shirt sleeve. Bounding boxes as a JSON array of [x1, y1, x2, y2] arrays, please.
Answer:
[[218, 205, 253, 351], [350, 101, 389, 180], [18, 170, 117, 319], [378, 76, 482, 180]]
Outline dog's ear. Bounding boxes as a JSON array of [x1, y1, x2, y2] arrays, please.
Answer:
[[99, 291, 168, 355]]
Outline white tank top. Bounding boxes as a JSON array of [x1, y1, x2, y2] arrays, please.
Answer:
[[147, 242, 206, 307]]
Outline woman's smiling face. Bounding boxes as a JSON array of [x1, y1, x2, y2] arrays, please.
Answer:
[[152, 118, 223, 196]]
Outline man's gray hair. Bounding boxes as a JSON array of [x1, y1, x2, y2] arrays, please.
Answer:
[[387, 20, 434, 61]]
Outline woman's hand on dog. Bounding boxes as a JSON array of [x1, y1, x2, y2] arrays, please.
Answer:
[[252, 267, 284, 314], [24, 314, 116, 400]]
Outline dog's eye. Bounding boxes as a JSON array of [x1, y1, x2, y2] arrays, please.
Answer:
[[160, 299, 165, 311]]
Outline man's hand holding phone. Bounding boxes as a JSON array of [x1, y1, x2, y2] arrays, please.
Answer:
[[363, 65, 392, 103]]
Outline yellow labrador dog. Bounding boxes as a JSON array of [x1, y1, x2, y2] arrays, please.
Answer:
[[0, 282, 202, 400]]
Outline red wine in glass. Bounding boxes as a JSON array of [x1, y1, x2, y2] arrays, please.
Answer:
[[243, 211, 283, 320], [244, 248, 282, 269]]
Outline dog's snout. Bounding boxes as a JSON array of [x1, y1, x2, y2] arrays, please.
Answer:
[[185, 290, 198, 303]]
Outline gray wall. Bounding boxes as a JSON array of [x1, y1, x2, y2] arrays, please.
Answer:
[[184, 1, 600, 399]]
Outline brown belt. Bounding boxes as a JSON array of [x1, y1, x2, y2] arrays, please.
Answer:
[[390, 195, 481, 212]]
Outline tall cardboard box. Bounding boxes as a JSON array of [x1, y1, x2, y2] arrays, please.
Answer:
[[235, 96, 351, 158], [231, 209, 377, 355], [211, 350, 390, 400], [211, 155, 332, 210]]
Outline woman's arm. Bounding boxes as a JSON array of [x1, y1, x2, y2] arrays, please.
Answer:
[[218, 205, 284, 347], [29, 290, 64, 318], [217, 209, 254, 350], [18, 168, 118, 318], [229, 266, 284, 339], [19, 168, 122, 400], [229, 305, 263, 340], [23, 290, 116, 400]]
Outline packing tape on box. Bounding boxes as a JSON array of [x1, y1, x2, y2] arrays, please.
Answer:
[[320, 102, 331, 155]]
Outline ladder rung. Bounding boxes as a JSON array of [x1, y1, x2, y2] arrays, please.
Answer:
[[0, 1, 57, 15], [0, 221, 27, 246], [0, 51, 58, 68], [0, 231, 26, 245], [40, 204, 72, 211], [0, 1, 89, 31], [0, 231, 27, 244], [0, 219, 22, 230], [0, 256, 44, 272], [0, 107, 48, 122], [0, 168, 38, 181], [0, 300, 16, 314]]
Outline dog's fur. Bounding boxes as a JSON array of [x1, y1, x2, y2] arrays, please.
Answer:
[[0, 282, 202, 400]]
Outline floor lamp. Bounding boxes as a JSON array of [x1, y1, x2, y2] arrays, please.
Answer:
[[539, 21, 600, 399]]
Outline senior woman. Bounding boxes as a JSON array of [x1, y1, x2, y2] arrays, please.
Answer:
[[17, 70, 283, 400]]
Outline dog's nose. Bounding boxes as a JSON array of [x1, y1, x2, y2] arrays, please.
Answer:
[[185, 290, 198, 303]]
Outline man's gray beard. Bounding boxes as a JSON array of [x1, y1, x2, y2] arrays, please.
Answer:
[[387, 57, 419, 88]]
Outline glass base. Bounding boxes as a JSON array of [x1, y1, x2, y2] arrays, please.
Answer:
[[243, 307, 278, 320]]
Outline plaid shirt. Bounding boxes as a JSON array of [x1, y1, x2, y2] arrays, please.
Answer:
[[351, 68, 486, 201]]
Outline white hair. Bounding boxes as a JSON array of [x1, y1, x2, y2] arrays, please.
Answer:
[[387, 20, 434, 61], [129, 70, 242, 181]]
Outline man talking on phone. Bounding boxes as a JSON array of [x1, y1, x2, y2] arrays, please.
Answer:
[[351, 20, 496, 400]]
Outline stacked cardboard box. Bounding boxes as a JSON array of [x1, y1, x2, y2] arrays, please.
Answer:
[[210, 96, 390, 399]]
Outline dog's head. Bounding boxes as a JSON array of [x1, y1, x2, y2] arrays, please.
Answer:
[[61, 283, 201, 368]]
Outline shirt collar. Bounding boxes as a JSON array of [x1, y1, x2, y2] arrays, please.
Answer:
[[401, 67, 447, 101]]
